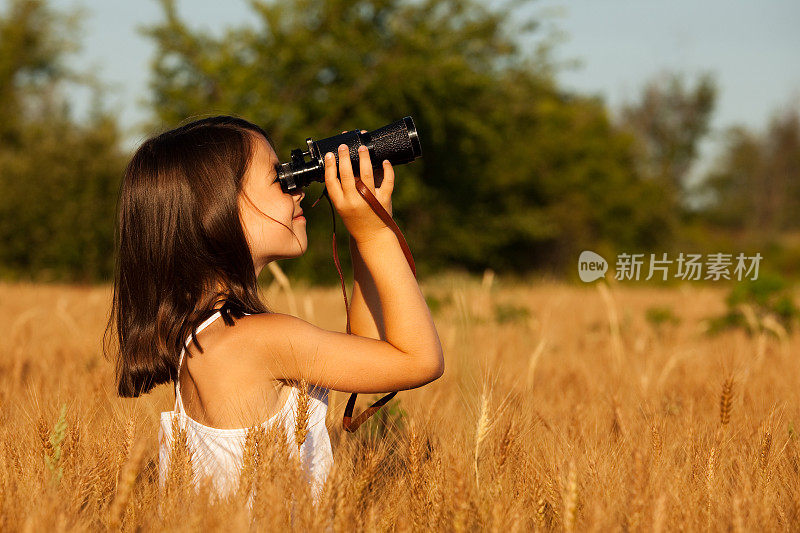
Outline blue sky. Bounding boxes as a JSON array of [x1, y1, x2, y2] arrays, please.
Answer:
[[46, 0, 800, 181]]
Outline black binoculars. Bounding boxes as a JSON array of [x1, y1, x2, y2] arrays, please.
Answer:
[[276, 116, 422, 194]]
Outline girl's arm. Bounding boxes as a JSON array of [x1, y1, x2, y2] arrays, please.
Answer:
[[243, 143, 443, 394], [244, 228, 443, 393], [348, 234, 386, 341], [344, 126, 387, 342]]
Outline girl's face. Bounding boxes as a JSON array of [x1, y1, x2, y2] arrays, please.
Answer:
[[239, 133, 307, 275]]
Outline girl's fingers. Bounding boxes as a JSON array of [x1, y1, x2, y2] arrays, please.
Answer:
[[356, 130, 374, 191], [323, 151, 343, 204], [337, 143, 357, 197], [378, 159, 395, 194], [334, 129, 373, 196], [357, 145, 375, 191]]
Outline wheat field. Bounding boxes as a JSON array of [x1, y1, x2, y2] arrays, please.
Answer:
[[1, 274, 799, 531]]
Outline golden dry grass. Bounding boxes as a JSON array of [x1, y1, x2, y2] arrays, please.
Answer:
[[1, 274, 799, 531]]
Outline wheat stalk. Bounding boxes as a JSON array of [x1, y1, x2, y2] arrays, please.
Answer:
[[108, 439, 147, 530], [526, 337, 547, 390], [238, 424, 266, 504], [719, 377, 734, 426], [408, 423, 431, 531], [761, 313, 788, 341], [406, 422, 430, 530], [294, 378, 311, 452], [652, 494, 666, 533], [268, 261, 298, 316], [408, 422, 422, 494], [36, 415, 53, 461], [737, 303, 760, 334], [562, 461, 578, 533], [252, 420, 292, 528], [596, 281, 624, 366], [474, 388, 491, 491], [732, 495, 745, 533], [759, 430, 772, 475], [705, 446, 717, 527], [481, 268, 495, 290], [452, 461, 470, 533], [164, 415, 194, 513], [628, 450, 646, 531], [535, 485, 547, 531], [651, 423, 663, 464], [43, 403, 68, 486], [611, 397, 627, 440], [302, 294, 316, 323], [758, 429, 772, 494], [354, 447, 382, 520], [116, 413, 136, 489], [495, 418, 514, 473], [62, 416, 81, 469]]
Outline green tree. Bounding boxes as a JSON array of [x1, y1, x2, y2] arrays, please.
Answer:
[[699, 106, 800, 236], [0, 0, 125, 281], [617, 70, 717, 207], [144, 0, 675, 280]]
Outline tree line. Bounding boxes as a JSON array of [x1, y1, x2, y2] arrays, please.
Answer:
[[1, 0, 797, 284]]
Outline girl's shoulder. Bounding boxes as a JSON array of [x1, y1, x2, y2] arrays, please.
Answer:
[[184, 311, 282, 379], [179, 312, 297, 428]]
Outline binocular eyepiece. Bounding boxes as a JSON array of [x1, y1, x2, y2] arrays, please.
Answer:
[[276, 116, 422, 194]]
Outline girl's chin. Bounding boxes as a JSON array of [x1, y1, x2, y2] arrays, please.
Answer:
[[262, 245, 307, 263], [292, 242, 308, 257]]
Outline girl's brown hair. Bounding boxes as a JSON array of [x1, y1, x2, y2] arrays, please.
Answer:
[[104, 116, 290, 397]]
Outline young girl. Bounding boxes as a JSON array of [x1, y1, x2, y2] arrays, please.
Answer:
[[106, 116, 444, 504]]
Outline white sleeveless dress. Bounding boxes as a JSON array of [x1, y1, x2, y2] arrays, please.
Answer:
[[157, 310, 334, 503]]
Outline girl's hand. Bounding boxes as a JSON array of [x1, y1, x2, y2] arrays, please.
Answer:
[[323, 134, 396, 245]]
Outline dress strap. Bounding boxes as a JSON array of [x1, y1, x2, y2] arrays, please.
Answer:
[[174, 310, 223, 412]]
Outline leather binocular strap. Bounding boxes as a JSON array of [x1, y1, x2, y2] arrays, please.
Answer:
[[312, 171, 417, 433]]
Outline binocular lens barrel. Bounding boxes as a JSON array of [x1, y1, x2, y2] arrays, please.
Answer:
[[276, 116, 422, 193]]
